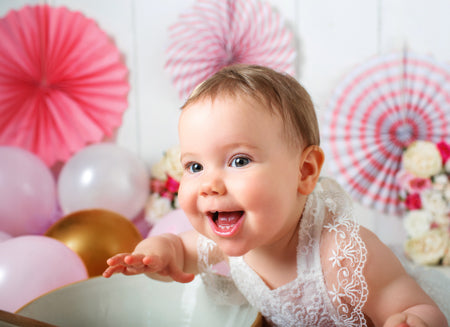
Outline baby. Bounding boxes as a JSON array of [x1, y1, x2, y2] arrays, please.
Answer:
[[103, 65, 447, 327]]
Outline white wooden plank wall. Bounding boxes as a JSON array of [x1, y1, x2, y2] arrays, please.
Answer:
[[1, 0, 449, 244]]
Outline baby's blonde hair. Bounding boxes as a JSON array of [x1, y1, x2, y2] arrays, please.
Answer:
[[181, 64, 320, 148]]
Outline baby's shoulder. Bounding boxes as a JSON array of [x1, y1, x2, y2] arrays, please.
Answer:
[[320, 223, 407, 298], [320, 222, 392, 274], [317, 221, 371, 324], [320, 219, 367, 271]]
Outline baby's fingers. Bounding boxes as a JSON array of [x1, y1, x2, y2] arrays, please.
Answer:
[[102, 265, 126, 278], [106, 253, 131, 266], [383, 312, 427, 327], [124, 253, 147, 265], [384, 313, 408, 327], [142, 254, 163, 267]]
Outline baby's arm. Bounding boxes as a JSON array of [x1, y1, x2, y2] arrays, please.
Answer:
[[359, 227, 447, 327], [102, 230, 198, 283]]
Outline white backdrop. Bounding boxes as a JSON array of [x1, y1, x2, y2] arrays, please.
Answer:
[[2, 0, 450, 244]]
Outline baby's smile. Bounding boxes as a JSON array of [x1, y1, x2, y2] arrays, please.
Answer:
[[207, 211, 244, 237]]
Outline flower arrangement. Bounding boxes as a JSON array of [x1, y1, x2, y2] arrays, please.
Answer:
[[145, 146, 183, 225], [397, 140, 450, 266]]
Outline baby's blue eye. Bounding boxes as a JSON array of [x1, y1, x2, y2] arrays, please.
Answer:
[[230, 157, 250, 168], [188, 162, 203, 173]]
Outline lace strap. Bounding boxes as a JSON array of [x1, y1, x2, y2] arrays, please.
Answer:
[[321, 179, 369, 326]]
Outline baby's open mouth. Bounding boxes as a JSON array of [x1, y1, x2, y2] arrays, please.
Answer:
[[209, 211, 244, 232]]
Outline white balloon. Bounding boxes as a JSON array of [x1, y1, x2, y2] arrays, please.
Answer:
[[58, 143, 149, 219]]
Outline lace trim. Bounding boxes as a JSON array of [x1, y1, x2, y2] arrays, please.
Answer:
[[322, 179, 369, 326], [230, 256, 337, 326], [197, 235, 248, 305]]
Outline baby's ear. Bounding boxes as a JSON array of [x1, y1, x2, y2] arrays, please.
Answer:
[[298, 145, 324, 195]]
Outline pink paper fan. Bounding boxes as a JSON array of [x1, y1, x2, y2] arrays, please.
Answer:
[[165, 0, 296, 99], [322, 51, 450, 215], [0, 5, 129, 166]]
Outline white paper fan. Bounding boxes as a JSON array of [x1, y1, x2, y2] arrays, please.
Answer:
[[322, 51, 450, 215]]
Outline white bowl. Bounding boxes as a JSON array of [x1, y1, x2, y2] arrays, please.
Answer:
[[17, 275, 260, 326]]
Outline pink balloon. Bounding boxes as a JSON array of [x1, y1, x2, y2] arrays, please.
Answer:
[[148, 209, 193, 237], [0, 235, 88, 312], [0, 231, 11, 242], [0, 146, 58, 236]]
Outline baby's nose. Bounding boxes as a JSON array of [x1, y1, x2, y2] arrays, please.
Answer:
[[199, 175, 226, 196]]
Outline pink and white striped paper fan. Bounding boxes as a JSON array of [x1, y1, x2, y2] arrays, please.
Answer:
[[322, 51, 450, 215], [165, 0, 296, 100], [0, 5, 129, 167]]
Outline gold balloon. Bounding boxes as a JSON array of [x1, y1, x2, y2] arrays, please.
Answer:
[[46, 209, 143, 277]]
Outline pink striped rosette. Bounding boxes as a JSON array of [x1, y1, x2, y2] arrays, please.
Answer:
[[165, 0, 296, 100], [0, 5, 129, 167], [322, 51, 450, 215]]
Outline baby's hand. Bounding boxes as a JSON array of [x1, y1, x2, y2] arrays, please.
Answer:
[[102, 252, 194, 283], [383, 312, 428, 327], [102, 253, 154, 277], [103, 234, 196, 283]]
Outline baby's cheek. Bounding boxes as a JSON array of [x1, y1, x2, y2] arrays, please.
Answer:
[[245, 177, 297, 219], [240, 177, 278, 204], [177, 184, 194, 213], [178, 184, 202, 224]]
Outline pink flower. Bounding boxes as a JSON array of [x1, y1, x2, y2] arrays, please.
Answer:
[[437, 141, 450, 164], [397, 170, 431, 193], [160, 191, 175, 201], [165, 175, 180, 193], [405, 193, 422, 210], [150, 178, 166, 194], [430, 221, 440, 229], [397, 170, 414, 189], [150, 176, 179, 202], [408, 177, 432, 193]]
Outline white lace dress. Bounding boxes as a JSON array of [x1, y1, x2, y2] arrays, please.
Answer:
[[197, 178, 369, 327]]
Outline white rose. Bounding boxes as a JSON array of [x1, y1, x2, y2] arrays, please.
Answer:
[[432, 174, 448, 192], [151, 159, 169, 181], [445, 160, 450, 173], [163, 146, 183, 181], [144, 194, 172, 224], [444, 184, 450, 202], [434, 214, 450, 228], [403, 210, 432, 238], [151, 146, 184, 181], [421, 189, 447, 215], [402, 141, 442, 178], [404, 229, 448, 265]]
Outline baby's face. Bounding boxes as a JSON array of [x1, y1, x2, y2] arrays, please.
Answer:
[[178, 95, 305, 257]]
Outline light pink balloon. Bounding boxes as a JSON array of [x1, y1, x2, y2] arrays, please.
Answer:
[[148, 209, 193, 237], [0, 231, 11, 242], [0, 235, 88, 312], [0, 146, 58, 236], [58, 143, 149, 220]]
